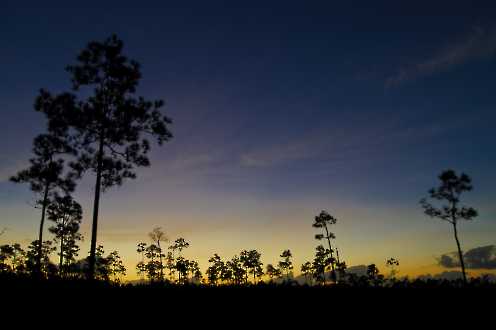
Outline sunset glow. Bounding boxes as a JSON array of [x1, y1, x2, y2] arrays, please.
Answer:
[[1, 2, 496, 283]]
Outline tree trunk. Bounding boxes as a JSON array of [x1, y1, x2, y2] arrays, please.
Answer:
[[453, 222, 468, 284], [158, 241, 163, 281], [88, 135, 104, 280], [37, 181, 50, 278], [323, 225, 336, 283], [59, 237, 64, 277]]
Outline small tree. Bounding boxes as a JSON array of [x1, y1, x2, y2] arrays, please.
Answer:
[[47, 195, 83, 276], [94, 245, 109, 281], [300, 262, 313, 285], [366, 264, 384, 286], [144, 244, 162, 282], [165, 251, 175, 281], [149, 227, 168, 281], [25, 240, 57, 277], [175, 256, 189, 284], [266, 264, 281, 282], [107, 250, 126, 283], [136, 242, 147, 279], [228, 255, 246, 285], [239, 250, 251, 284], [92, 245, 125, 283], [220, 259, 234, 285], [247, 250, 264, 283], [0, 246, 13, 273], [278, 249, 293, 281], [420, 170, 478, 284], [386, 258, 399, 280], [189, 260, 202, 283], [336, 260, 347, 282], [169, 238, 189, 257], [206, 253, 223, 285], [313, 211, 337, 282], [10, 132, 76, 275], [312, 245, 332, 285]]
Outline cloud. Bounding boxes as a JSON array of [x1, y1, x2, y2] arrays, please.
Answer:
[[438, 245, 496, 270], [238, 114, 451, 169], [239, 139, 318, 168], [439, 254, 459, 268], [386, 26, 496, 87]]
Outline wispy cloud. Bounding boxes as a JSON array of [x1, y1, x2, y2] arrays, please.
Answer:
[[386, 26, 496, 88], [238, 114, 449, 169], [240, 139, 319, 168]]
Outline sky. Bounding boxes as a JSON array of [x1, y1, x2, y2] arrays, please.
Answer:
[[1, 1, 496, 280]]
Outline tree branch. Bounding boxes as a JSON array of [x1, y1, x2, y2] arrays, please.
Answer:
[[104, 143, 127, 158]]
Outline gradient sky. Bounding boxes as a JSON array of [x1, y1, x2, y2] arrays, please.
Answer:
[[1, 1, 496, 279]]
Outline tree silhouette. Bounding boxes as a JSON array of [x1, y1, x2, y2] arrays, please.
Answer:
[[386, 257, 399, 280], [278, 249, 293, 281], [92, 245, 126, 282], [0, 244, 26, 274], [167, 237, 189, 283], [220, 259, 234, 285], [420, 169, 478, 284], [106, 250, 126, 283], [206, 253, 223, 285], [10, 132, 76, 275], [367, 264, 379, 278], [165, 251, 176, 281], [136, 242, 147, 280], [169, 238, 189, 258], [149, 227, 168, 281], [189, 260, 202, 283], [300, 262, 313, 285], [94, 245, 109, 281], [25, 240, 56, 277], [175, 256, 189, 284], [59, 35, 172, 279], [313, 210, 337, 282], [246, 250, 263, 283], [144, 244, 162, 282], [47, 195, 83, 276], [312, 245, 332, 285], [236, 249, 264, 284], [366, 264, 384, 286], [336, 260, 347, 282], [0, 245, 13, 273], [228, 255, 246, 285], [266, 264, 282, 282]]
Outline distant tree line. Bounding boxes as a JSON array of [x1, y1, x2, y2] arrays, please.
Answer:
[[0, 240, 126, 282]]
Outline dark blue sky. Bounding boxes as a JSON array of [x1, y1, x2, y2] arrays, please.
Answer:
[[1, 1, 495, 276]]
